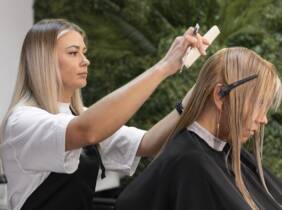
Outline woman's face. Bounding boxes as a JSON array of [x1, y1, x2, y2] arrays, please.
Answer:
[[241, 101, 268, 143], [56, 30, 90, 93], [218, 97, 268, 144]]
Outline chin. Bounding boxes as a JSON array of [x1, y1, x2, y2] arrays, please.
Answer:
[[77, 81, 87, 88], [241, 136, 250, 144], [241, 139, 248, 144]]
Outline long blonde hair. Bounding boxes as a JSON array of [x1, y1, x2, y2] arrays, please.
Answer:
[[169, 47, 282, 210], [0, 19, 86, 144]]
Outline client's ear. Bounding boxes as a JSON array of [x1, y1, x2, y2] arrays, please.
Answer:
[[213, 84, 224, 111]]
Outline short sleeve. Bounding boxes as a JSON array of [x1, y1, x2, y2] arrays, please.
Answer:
[[98, 126, 146, 176], [4, 106, 81, 174]]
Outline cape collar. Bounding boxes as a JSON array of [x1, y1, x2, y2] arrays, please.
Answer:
[[187, 121, 227, 152]]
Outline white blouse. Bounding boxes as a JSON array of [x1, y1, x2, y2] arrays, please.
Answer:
[[187, 121, 226, 151], [2, 103, 145, 210]]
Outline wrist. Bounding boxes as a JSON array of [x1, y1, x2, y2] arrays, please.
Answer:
[[152, 60, 171, 79], [175, 100, 184, 115]]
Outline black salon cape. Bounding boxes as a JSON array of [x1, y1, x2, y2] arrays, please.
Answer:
[[21, 146, 101, 210], [21, 110, 105, 210], [116, 130, 282, 210]]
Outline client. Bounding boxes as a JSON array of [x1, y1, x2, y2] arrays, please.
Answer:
[[116, 47, 282, 210]]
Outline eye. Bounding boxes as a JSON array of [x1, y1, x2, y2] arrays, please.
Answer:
[[69, 51, 78, 56]]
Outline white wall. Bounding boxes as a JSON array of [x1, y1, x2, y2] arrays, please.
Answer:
[[0, 0, 34, 119], [0, 1, 33, 208]]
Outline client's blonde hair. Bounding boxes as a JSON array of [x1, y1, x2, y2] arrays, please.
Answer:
[[169, 47, 282, 210]]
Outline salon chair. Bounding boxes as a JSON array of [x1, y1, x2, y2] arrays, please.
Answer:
[[92, 186, 123, 210]]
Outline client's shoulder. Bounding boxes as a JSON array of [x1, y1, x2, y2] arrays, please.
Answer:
[[165, 129, 207, 156], [163, 129, 213, 170]]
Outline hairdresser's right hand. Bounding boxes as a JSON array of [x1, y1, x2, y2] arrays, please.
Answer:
[[156, 27, 208, 77]]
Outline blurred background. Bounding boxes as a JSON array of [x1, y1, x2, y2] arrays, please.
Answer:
[[1, 0, 282, 208]]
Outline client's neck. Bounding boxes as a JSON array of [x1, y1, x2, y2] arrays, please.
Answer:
[[196, 106, 218, 138]]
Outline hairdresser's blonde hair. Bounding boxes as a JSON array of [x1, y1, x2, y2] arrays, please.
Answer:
[[0, 19, 86, 144], [169, 47, 282, 210]]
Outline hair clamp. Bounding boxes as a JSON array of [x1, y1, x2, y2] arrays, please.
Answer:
[[219, 74, 258, 97]]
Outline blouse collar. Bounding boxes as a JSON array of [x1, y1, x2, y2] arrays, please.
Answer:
[[58, 102, 72, 114], [187, 121, 227, 152]]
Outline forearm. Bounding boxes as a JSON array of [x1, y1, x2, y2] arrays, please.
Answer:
[[66, 63, 168, 150], [137, 109, 180, 157], [66, 27, 206, 150], [137, 87, 194, 157]]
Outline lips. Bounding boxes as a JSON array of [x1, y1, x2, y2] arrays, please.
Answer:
[[78, 72, 88, 77], [248, 129, 258, 136], [78, 72, 88, 75]]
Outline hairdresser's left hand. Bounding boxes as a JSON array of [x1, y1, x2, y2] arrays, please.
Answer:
[[156, 27, 209, 77]]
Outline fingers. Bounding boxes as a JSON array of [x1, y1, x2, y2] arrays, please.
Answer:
[[165, 29, 209, 61], [202, 37, 209, 45], [195, 33, 208, 55], [184, 27, 195, 36], [184, 31, 209, 55], [185, 35, 197, 47]]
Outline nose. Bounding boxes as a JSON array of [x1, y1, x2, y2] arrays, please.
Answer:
[[256, 114, 268, 125], [84, 58, 90, 66], [81, 54, 90, 66], [262, 115, 268, 124]]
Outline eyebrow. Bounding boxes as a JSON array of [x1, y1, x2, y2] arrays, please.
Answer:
[[66, 45, 87, 51]]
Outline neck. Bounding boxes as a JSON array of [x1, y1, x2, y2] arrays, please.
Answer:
[[196, 105, 217, 137], [59, 89, 74, 103], [197, 106, 229, 142]]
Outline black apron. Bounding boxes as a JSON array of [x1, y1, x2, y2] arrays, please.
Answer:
[[21, 110, 106, 210]]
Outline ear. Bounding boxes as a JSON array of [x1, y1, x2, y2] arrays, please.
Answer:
[[213, 84, 224, 111]]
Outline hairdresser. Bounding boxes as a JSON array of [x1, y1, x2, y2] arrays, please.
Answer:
[[0, 19, 207, 210]]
